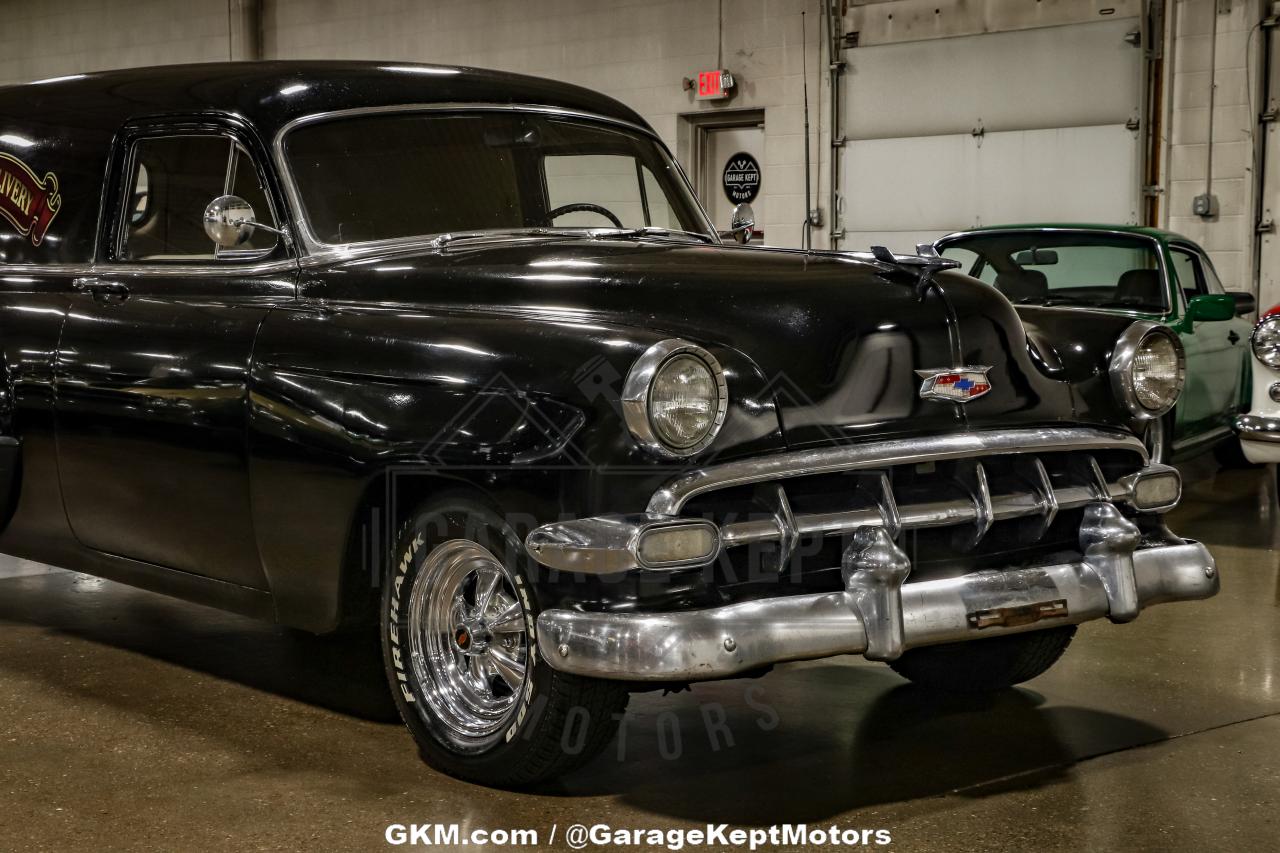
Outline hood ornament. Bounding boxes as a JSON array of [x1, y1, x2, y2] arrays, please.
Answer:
[[916, 367, 993, 403], [870, 243, 960, 298]]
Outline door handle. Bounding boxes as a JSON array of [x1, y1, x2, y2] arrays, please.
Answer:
[[1228, 330, 1240, 345], [72, 277, 130, 304]]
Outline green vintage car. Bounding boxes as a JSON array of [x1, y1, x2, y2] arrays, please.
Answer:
[[936, 225, 1254, 464]]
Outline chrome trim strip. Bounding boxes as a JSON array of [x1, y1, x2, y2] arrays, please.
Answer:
[[537, 537, 1218, 681], [646, 427, 1147, 516], [0, 259, 298, 278], [271, 102, 718, 258], [1235, 414, 1280, 443]]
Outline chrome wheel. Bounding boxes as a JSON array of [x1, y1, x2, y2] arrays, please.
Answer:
[[1143, 416, 1169, 465], [406, 539, 529, 751]]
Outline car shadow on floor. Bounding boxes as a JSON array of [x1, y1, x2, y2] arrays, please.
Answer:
[[553, 663, 1168, 823], [0, 568, 398, 723]]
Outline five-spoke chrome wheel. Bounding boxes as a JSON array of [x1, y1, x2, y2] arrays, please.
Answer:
[[406, 539, 529, 750]]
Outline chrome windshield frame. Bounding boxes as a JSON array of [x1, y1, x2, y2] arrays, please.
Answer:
[[271, 102, 719, 260]]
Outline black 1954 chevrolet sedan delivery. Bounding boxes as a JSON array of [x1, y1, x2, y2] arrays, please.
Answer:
[[0, 61, 1217, 786]]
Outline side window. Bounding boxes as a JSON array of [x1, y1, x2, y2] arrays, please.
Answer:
[[122, 135, 276, 261], [1169, 248, 1205, 303]]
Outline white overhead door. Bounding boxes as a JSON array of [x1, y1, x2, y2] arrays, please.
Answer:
[[840, 18, 1144, 253], [1259, 18, 1280, 312]]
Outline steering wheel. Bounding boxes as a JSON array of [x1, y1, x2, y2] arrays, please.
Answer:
[[542, 202, 624, 229]]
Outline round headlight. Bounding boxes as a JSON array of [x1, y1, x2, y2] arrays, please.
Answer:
[[1251, 316, 1280, 369], [1110, 322, 1184, 420], [650, 354, 718, 448], [622, 340, 728, 458]]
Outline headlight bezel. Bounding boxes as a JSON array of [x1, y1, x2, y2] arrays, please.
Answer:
[[1250, 315, 1280, 370], [1109, 321, 1185, 421], [622, 338, 729, 459]]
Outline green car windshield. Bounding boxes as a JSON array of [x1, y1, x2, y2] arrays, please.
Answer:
[[939, 232, 1167, 313]]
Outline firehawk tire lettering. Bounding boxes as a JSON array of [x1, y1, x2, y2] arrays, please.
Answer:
[[389, 532, 424, 704]]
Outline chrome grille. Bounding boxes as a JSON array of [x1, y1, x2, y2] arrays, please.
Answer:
[[653, 428, 1150, 562]]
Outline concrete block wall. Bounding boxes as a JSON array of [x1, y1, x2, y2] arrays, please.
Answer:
[[0, 0, 1271, 270], [263, 0, 830, 248], [1164, 0, 1268, 292], [0, 0, 832, 249], [0, 0, 231, 85]]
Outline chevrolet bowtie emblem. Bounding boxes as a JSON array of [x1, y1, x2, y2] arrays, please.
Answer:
[[915, 367, 993, 402]]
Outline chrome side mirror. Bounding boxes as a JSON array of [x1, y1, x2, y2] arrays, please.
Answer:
[[729, 202, 755, 245], [203, 195, 259, 248]]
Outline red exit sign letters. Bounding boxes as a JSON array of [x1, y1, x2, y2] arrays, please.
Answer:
[[695, 69, 734, 100]]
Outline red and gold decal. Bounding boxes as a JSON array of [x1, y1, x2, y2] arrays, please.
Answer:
[[0, 152, 61, 246]]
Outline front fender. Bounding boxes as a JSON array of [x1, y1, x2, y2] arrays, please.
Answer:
[[246, 302, 783, 631], [1015, 306, 1159, 429]]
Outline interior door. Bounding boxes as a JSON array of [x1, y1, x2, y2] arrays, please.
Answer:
[[703, 124, 767, 244], [1169, 246, 1248, 442], [54, 127, 295, 588]]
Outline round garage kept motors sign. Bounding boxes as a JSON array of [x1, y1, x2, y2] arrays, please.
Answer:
[[722, 152, 761, 204]]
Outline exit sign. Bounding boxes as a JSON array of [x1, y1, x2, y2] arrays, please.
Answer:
[[695, 69, 734, 100]]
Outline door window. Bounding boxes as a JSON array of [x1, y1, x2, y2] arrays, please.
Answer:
[[121, 135, 277, 261]]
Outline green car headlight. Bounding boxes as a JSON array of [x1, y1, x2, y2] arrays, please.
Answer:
[[1110, 322, 1185, 420]]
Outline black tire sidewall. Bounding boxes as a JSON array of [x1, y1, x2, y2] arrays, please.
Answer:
[[381, 495, 563, 782]]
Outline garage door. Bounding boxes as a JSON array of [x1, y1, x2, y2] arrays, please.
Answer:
[[840, 18, 1144, 253]]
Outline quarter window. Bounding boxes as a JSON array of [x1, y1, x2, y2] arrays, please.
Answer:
[[1169, 248, 1205, 302], [121, 135, 277, 261]]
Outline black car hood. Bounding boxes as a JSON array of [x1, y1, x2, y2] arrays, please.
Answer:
[[316, 238, 1080, 448]]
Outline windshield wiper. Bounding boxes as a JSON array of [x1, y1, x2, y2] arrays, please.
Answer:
[[430, 228, 561, 249]]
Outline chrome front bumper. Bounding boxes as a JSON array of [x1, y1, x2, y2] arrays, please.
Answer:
[[536, 505, 1218, 681], [1235, 414, 1280, 443], [528, 428, 1213, 682]]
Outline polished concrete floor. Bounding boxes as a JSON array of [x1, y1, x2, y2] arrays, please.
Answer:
[[1, 465, 1278, 852]]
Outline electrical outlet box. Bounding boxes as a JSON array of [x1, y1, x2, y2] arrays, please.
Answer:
[[1193, 193, 1218, 218]]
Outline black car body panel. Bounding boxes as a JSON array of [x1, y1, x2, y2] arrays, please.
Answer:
[[0, 62, 1164, 633]]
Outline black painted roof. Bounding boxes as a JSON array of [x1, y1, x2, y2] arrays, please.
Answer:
[[0, 61, 654, 265], [0, 60, 652, 140]]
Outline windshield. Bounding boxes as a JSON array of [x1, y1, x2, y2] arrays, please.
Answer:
[[283, 111, 711, 246], [938, 232, 1168, 312]]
